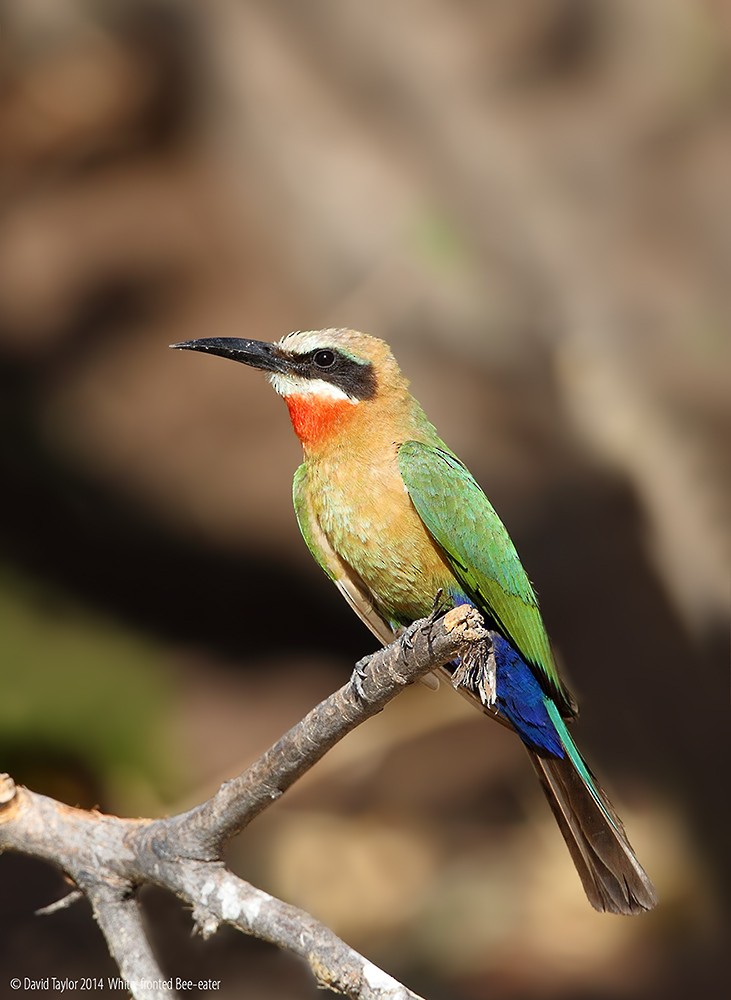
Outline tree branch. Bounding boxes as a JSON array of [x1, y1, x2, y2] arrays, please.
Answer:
[[0, 606, 486, 1000], [163, 603, 485, 857], [87, 884, 175, 1000]]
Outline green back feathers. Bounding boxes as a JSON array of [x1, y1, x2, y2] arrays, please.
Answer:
[[398, 441, 574, 716]]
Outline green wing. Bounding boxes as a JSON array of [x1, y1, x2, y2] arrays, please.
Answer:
[[398, 441, 574, 715]]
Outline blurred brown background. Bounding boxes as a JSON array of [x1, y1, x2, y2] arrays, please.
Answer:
[[0, 1, 728, 998]]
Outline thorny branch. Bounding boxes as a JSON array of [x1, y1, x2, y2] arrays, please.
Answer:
[[0, 605, 487, 1000]]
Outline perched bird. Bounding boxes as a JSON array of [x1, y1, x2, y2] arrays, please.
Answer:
[[173, 329, 657, 915]]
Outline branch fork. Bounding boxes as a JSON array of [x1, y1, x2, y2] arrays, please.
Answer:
[[0, 607, 486, 1000]]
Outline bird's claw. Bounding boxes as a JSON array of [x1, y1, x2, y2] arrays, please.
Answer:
[[426, 588, 446, 626], [394, 622, 417, 652], [350, 654, 373, 701]]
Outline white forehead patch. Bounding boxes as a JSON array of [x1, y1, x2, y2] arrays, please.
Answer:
[[269, 372, 359, 404], [277, 329, 344, 354]]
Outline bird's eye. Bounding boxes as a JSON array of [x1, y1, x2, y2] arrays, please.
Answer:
[[313, 349, 336, 369]]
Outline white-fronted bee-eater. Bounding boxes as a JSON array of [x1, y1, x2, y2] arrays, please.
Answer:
[[173, 329, 657, 915]]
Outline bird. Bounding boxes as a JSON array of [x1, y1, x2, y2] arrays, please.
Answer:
[[172, 328, 657, 915]]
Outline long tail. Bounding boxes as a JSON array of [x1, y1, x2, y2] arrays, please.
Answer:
[[442, 654, 657, 913], [529, 702, 657, 914]]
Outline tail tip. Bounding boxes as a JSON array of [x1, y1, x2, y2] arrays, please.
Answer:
[[589, 873, 658, 915]]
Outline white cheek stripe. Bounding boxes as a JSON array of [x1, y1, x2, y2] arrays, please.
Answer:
[[269, 372, 359, 404]]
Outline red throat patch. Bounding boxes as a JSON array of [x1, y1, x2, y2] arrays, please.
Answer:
[[285, 394, 356, 447]]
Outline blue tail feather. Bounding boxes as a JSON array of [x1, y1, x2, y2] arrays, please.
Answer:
[[491, 633, 565, 758], [449, 591, 566, 758], [446, 594, 657, 912], [492, 637, 623, 836]]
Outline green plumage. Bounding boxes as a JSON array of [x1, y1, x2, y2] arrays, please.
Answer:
[[397, 441, 575, 717], [176, 327, 656, 914]]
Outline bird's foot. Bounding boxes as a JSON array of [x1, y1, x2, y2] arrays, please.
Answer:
[[426, 588, 446, 627], [392, 621, 439, 689], [350, 654, 374, 701], [393, 623, 414, 651]]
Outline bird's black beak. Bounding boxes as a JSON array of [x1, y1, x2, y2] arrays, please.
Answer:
[[170, 337, 290, 375]]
